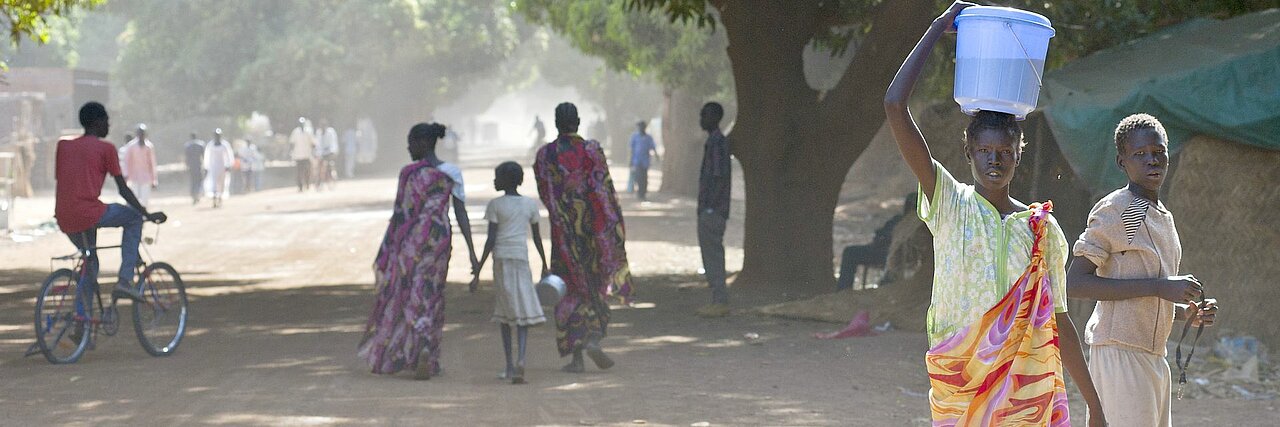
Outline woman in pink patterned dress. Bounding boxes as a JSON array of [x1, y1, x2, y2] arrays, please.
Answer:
[[358, 122, 478, 379], [534, 102, 633, 373]]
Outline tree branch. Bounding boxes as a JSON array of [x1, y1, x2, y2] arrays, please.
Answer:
[[820, 0, 936, 143]]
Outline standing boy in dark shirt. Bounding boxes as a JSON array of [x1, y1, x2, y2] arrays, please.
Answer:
[[183, 133, 205, 205], [696, 102, 731, 318]]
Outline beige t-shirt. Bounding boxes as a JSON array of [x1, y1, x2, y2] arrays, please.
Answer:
[[484, 194, 541, 260], [1074, 188, 1182, 356]]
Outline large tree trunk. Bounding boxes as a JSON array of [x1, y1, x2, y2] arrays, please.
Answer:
[[658, 87, 706, 197], [717, 0, 934, 295]]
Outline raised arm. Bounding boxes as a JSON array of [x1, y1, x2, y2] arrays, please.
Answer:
[[885, 1, 974, 202]]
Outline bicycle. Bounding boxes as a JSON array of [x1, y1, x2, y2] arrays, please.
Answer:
[[27, 225, 189, 364], [315, 153, 338, 191]]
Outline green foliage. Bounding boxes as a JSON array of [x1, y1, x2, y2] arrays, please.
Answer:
[[0, 0, 100, 44], [114, 0, 523, 125], [0, 0, 102, 69], [629, 0, 1276, 102], [516, 0, 731, 98], [1002, 0, 1275, 69], [627, 0, 886, 55]]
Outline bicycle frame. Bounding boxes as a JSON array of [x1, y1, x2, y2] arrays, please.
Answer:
[[30, 223, 180, 362], [55, 225, 158, 333], [58, 245, 147, 330]]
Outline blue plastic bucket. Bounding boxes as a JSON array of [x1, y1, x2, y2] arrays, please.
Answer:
[[953, 6, 1055, 120]]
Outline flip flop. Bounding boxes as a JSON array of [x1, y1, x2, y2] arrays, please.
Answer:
[[561, 361, 585, 373], [585, 342, 614, 370], [413, 350, 432, 380], [511, 366, 526, 384]]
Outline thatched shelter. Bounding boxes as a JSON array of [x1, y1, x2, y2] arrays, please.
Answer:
[[1165, 137, 1280, 347]]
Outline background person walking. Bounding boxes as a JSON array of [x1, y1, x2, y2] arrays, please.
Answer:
[[183, 132, 205, 205], [203, 129, 234, 208], [120, 123, 158, 207], [628, 120, 658, 201], [290, 117, 316, 192]]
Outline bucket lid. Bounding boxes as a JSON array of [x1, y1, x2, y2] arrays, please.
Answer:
[[956, 6, 1053, 30]]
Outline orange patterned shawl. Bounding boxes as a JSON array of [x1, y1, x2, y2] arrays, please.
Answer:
[[926, 202, 1070, 426]]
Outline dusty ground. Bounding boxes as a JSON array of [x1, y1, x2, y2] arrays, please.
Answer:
[[0, 152, 1273, 426]]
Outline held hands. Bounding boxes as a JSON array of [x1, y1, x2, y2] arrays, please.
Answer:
[[468, 256, 480, 293], [1191, 298, 1218, 327], [937, 1, 978, 33]]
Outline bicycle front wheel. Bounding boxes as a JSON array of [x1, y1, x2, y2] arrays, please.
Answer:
[[132, 262, 189, 357], [34, 269, 91, 364]]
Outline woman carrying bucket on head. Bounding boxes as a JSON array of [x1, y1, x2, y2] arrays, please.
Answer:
[[885, 2, 1106, 426]]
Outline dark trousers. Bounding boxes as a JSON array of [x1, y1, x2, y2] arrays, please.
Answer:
[[631, 166, 649, 200], [187, 168, 203, 202], [837, 245, 880, 290], [697, 211, 728, 304], [295, 159, 312, 191]]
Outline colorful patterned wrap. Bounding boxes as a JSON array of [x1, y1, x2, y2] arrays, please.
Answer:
[[926, 202, 1070, 427], [357, 160, 454, 375], [534, 134, 634, 356]]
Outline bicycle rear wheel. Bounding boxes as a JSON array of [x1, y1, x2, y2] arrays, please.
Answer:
[[34, 269, 91, 364], [132, 262, 188, 357]]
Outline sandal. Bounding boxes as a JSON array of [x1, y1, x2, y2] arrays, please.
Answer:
[[584, 336, 614, 370], [413, 349, 432, 380], [511, 366, 526, 384]]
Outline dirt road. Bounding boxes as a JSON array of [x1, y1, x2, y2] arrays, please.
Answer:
[[0, 159, 1271, 426]]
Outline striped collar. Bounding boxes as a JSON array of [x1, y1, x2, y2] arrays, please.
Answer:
[[1122, 189, 1168, 243]]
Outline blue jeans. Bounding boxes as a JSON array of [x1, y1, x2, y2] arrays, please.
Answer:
[[67, 204, 144, 286], [630, 166, 649, 199]]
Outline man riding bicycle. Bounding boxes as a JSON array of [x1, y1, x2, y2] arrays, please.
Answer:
[[314, 119, 340, 189], [55, 102, 167, 301]]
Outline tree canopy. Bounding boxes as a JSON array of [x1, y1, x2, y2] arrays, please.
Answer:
[[0, 0, 103, 68], [631, 0, 1277, 75], [113, 0, 525, 127], [516, 0, 730, 99]]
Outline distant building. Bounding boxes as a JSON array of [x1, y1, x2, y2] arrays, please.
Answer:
[[0, 68, 110, 189], [0, 67, 109, 136]]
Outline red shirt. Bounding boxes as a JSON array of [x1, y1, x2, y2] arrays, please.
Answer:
[[55, 135, 122, 233]]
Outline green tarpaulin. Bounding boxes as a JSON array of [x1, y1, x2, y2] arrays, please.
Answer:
[[1039, 9, 1280, 194]]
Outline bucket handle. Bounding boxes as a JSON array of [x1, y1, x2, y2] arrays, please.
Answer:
[[1006, 22, 1044, 88]]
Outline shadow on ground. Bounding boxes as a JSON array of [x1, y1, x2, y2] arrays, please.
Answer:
[[0, 271, 934, 426]]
